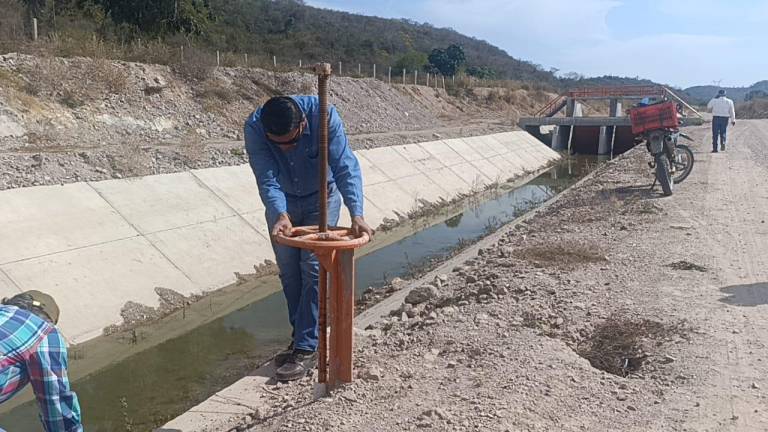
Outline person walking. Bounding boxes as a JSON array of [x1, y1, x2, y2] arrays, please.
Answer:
[[707, 89, 736, 152], [0, 291, 83, 431], [244, 96, 374, 381]]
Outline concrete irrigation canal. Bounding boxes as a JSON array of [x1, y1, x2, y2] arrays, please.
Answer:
[[0, 133, 600, 431]]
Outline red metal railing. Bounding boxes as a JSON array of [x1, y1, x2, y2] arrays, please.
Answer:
[[534, 85, 674, 118], [534, 94, 567, 117], [567, 85, 666, 99]]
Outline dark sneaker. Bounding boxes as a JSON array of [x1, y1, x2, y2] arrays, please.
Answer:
[[275, 350, 317, 382], [273, 342, 294, 368], [711, 150, 719, 153], [721, 144, 726, 151]]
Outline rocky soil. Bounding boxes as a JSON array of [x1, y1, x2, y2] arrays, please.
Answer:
[[0, 53, 551, 190], [195, 121, 768, 431]]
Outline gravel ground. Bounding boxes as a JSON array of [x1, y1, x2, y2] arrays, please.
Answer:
[[200, 121, 768, 432]]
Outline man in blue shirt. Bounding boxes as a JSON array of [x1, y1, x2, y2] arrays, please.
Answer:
[[245, 96, 374, 381]]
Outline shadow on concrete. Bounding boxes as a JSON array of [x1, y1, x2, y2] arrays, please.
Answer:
[[720, 282, 768, 306]]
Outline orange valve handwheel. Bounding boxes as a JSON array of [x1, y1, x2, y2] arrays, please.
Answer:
[[274, 226, 370, 250]]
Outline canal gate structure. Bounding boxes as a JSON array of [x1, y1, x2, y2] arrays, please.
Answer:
[[519, 85, 704, 156]]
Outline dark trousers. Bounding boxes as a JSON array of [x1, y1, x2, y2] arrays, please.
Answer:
[[712, 116, 729, 150]]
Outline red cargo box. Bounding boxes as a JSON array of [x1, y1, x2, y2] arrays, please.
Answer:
[[629, 102, 679, 135]]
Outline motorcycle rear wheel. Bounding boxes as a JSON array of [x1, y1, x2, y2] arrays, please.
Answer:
[[671, 144, 694, 183], [655, 153, 673, 196]]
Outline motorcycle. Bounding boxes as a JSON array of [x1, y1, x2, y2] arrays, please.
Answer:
[[630, 101, 695, 196], [643, 128, 694, 196]]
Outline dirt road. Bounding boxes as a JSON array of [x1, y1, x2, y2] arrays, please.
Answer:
[[234, 120, 768, 432]]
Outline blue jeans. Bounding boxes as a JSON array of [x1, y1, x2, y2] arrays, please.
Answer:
[[713, 116, 729, 150], [267, 183, 341, 352]]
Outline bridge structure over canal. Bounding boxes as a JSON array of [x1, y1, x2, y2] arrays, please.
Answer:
[[519, 85, 704, 156]]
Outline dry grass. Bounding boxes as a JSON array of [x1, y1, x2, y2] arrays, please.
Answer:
[[0, 68, 25, 91], [178, 128, 206, 166], [576, 314, 689, 377], [18, 55, 129, 106], [198, 81, 237, 103], [87, 58, 129, 94], [172, 47, 215, 82], [513, 241, 608, 266], [737, 99, 768, 119], [666, 260, 707, 272]]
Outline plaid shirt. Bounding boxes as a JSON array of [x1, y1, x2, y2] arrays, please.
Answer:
[[0, 306, 82, 432]]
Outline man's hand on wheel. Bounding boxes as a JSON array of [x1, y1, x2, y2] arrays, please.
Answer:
[[271, 213, 293, 237], [351, 216, 375, 238]]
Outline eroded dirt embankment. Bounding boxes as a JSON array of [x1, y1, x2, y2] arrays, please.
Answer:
[[0, 53, 554, 190]]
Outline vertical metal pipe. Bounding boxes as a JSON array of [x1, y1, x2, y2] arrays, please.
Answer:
[[318, 266, 328, 383]]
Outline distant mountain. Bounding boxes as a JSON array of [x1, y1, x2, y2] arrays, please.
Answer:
[[683, 81, 768, 104], [4, 0, 559, 84]]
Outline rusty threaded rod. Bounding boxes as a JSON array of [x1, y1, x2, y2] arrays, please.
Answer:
[[317, 63, 331, 233]]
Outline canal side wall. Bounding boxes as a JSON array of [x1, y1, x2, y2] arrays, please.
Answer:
[[0, 132, 560, 344]]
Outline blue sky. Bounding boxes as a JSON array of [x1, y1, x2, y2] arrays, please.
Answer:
[[305, 0, 768, 88]]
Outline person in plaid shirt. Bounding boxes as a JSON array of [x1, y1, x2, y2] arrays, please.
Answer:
[[0, 291, 82, 432]]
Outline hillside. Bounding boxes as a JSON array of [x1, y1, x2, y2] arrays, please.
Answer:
[[0, 0, 558, 84], [0, 52, 554, 190], [684, 81, 768, 104]]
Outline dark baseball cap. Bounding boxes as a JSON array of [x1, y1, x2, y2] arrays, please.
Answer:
[[2, 290, 60, 324]]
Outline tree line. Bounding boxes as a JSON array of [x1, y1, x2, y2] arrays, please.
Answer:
[[9, 0, 560, 82]]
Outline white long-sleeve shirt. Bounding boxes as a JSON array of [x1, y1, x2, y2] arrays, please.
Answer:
[[707, 96, 736, 120]]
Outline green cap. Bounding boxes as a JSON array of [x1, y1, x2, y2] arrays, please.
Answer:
[[2, 290, 60, 324]]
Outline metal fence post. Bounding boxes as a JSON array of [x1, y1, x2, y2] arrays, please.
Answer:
[[180, 45, 184, 64], [388, 67, 392, 84], [32, 18, 38, 41], [216, 50, 220, 67], [373, 64, 376, 79], [414, 70, 418, 85], [273, 56, 277, 68], [338, 62, 342, 76]]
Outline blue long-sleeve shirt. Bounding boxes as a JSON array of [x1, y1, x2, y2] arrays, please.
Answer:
[[244, 96, 364, 221], [0, 306, 82, 432]]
